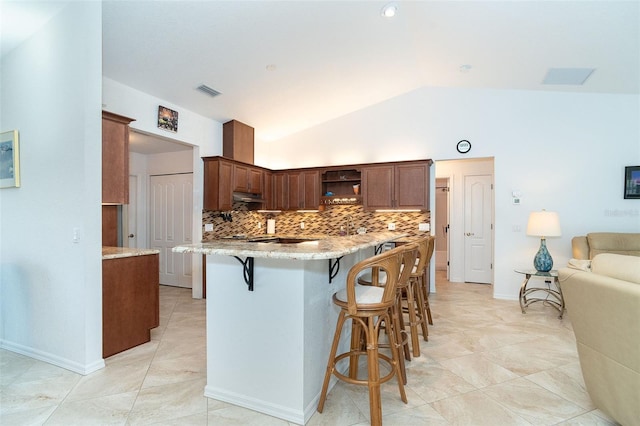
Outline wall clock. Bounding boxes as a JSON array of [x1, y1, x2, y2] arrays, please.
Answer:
[[457, 140, 471, 154]]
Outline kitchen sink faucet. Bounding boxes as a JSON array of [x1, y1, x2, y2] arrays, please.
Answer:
[[345, 215, 354, 236]]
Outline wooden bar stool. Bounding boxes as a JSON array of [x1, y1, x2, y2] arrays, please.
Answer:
[[419, 235, 436, 326], [406, 236, 433, 351], [411, 235, 436, 334], [317, 246, 410, 426], [357, 243, 418, 383]]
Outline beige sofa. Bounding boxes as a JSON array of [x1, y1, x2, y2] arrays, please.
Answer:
[[571, 232, 640, 259], [559, 233, 640, 425]]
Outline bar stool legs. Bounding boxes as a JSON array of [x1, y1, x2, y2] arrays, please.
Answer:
[[317, 310, 406, 426]]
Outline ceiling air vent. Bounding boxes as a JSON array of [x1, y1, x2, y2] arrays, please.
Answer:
[[196, 84, 222, 97]]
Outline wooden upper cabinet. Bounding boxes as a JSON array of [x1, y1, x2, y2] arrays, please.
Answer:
[[102, 111, 135, 204], [223, 120, 254, 164], [203, 158, 233, 211], [285, 170, 319, 210], [394, 163, 430, 210], [301, 170, 320, 209], [272, 172, 289, 210], [233, 164, 263, 194], [362, 165, 394, 210], [362, 161, 430, 211]]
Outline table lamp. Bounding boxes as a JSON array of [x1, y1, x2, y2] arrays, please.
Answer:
[[526, 210, 562, 272]]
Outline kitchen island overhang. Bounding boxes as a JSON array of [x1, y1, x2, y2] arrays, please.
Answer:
[[172, 232, 405, 425]]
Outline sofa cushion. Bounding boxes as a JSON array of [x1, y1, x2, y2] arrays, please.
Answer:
[[591, 253, 640, 284], [587, 232, 640, 259]]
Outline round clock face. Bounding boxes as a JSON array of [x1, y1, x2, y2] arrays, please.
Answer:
[[457, 140, 471, 154]]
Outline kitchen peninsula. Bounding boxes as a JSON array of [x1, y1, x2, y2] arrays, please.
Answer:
[[173, 231, 405, 424]]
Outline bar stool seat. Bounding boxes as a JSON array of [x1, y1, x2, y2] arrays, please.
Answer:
[[318, 245, 415, 426]]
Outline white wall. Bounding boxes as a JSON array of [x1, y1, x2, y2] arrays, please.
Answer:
[[102, 79, 223, 297], [260, 86, 640, 299], [0, 2, 104, 373]]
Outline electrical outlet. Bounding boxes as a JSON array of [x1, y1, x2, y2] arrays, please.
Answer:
[[300, 221, 305, 229], [418, 223, 430, 231], [387, 223, 396, 230], [204, 223, 214, 232]]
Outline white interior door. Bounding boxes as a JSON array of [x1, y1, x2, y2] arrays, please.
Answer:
[[463, 174, 493, 284], [149, 173, 193, 288]]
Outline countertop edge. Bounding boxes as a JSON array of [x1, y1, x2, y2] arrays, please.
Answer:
[[102, 247, 161, 260], [172, 232, 408, 260]]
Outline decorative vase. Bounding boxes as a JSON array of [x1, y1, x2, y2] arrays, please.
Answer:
[[533, 239, 553, 272]]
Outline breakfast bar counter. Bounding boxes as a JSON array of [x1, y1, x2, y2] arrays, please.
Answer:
[[173, 232, 405, 424]]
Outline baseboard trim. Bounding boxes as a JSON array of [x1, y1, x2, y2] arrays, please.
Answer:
[[0, 339, 105, 375]]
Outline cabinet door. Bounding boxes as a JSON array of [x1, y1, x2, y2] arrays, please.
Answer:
[[233, 164, 263, 194], [302, 170, 320, 209], [272, 172, 288, 210], [102, 112, 134, 204], [203, 158, 233, 211], [248, 167, 263, 194], [395, 163, 429, 210], [287, 172, 302, 210], [233, 164, 250, 192], [362, 165, 394, 210]]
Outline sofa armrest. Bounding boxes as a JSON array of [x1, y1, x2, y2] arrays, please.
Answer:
[[571, 236, 590, 260], [559, 267, 640, 371], [559, 267, 640, 425]]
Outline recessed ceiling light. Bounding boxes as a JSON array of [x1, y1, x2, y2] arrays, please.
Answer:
[[381, 3, 398, 18], [459, 64, 472, 73]]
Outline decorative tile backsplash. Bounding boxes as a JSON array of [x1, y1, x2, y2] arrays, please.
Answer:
[[202, 202, 430, 241]]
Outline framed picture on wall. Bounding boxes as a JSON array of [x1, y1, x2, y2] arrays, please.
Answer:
[[624, 166, 640, 199], [158, 105, 178, 132], [0, 130, 20, 188]]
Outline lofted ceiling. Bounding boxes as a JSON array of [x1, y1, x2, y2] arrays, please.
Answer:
[[3, 1, 639, 151], [101, 0, 639, 146]]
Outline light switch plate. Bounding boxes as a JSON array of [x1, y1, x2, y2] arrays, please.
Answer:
[[387, 223, 396, 230], [204, 223, 214, 232], [418, 223, 430, 231]]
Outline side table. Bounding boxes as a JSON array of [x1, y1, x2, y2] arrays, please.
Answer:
[[515, 269, 564, 319]]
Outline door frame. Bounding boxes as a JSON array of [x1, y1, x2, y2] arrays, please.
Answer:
[[434, 158, 495, 285]]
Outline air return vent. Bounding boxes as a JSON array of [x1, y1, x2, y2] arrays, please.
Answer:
[[196, 84, 222, 97]]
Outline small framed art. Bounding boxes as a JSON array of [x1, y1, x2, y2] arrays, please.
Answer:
[[0, 130, 20, 188], [158, 105, 178, 132], [624, 166, 640, 199]]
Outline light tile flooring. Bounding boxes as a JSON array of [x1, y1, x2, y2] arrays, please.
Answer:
[[0, 272, 619, 425]]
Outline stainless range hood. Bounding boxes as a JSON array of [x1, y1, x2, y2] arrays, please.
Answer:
[[232, 192, 265, 203]]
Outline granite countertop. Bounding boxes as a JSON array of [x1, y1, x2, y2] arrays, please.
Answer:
[[102, 246, 160, 260], [172, 231, 407, 260]]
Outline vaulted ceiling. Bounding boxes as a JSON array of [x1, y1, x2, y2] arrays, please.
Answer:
[[101, 1, 639, 144], [3, 1, 638, 147]]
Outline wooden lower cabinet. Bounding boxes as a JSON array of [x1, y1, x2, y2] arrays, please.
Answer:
[[102, 254, 159, 358]]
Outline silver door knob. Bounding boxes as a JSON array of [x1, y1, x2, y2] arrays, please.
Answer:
[[128, 234, 135, 238], [465, 232, 474, 236]]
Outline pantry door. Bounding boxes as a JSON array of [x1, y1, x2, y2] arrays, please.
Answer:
[[149, 173, 193, 288]]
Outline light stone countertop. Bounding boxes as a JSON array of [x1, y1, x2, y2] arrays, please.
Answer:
[[102, 246, 160, 260], [172, 231, 407, 260]]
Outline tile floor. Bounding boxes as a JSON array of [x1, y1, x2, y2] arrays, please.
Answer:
[[0, 272, 619, 425]]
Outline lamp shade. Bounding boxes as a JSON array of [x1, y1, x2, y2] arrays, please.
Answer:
[[526, 210, 561, 238]]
